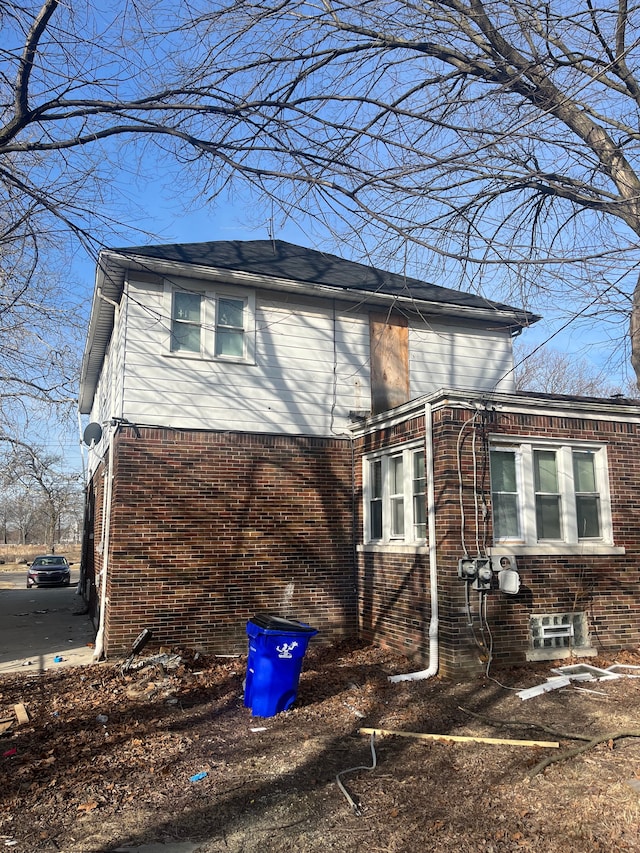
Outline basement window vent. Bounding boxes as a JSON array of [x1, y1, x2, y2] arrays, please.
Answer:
[[527, 612, 593, 662]]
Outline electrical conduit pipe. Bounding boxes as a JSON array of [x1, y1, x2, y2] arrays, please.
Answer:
[[389, 401, 439, 683]]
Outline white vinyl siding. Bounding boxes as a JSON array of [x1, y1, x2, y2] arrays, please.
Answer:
[[410, 319, 515, 395], [87, 293, 126, 444], [114, 280, 516, 437], [490, 439, 612, 550], [122, 286, 369, 435]]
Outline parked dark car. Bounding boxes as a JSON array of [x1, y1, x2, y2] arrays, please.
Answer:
[[26, 555, 72, 588]]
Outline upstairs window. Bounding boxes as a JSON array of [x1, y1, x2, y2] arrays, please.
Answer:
[[215, 297, 246, 358], [363, 444, 426, 545], [166, 282, 255, 362], [171, 291, 202, 353], [490, 441, 610, 548]]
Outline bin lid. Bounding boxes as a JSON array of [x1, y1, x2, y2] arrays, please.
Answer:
[[249, 613, 317, 633]]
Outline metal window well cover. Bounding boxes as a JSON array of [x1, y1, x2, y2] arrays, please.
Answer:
[[249, 613, 318, 633], [550, 663, 620, 681]]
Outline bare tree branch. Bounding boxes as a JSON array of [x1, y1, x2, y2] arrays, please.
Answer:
[[4, 0, 640, 426]]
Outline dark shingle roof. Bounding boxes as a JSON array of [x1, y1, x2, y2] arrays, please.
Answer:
[[112, 239, 535, 319]]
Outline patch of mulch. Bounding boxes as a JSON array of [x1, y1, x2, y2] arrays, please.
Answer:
[[1, 641, 640, 852]]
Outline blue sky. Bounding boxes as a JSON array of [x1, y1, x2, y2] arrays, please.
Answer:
[[7, 1, 637, 476], [61, 159, 633, 476]]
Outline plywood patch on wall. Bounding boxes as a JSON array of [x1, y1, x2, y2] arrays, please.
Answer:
[[370, 312, 409, 414]]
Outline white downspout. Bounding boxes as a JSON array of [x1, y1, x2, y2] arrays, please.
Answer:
[[389, 401, 439, 683], [93, 290, 122, 661], [93, 428, 114, 661]]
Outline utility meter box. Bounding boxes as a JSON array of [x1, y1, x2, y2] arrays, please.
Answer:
[[458, 557, 492, 589]]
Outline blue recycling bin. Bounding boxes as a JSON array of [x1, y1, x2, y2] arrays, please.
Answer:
[[244, 614, 318, 717]]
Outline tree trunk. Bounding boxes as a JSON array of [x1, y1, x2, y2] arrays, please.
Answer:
[[630, 273, 640, 387]]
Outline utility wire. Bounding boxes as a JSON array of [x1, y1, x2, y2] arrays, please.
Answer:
[[335, 733, 377, 816]]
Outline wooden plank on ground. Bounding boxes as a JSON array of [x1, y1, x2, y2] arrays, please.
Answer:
[[359, 727, 559, 749], [13, 703, 29, 725]]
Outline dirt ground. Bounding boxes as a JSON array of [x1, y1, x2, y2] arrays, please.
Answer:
[[2, 640, 640, 853]]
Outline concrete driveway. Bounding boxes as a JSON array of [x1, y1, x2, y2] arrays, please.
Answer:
[[0, 568, 97, 673], [0, 575, 203, 853]]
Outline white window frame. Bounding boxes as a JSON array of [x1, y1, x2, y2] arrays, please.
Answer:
[[214, 293, 251, 360], [170, 290, 203, 355], [489, 436, 617, 555], [362, 443, 427, 547], [164, 279, 255, 363]]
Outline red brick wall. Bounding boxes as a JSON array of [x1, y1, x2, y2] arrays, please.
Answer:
[[95, 427, 356, 657], [85, 402, 640, 674], [354, 416, 433, 660], [356, 403, 640, 676], [478, 406, 640, 669], [79, 472, 103, 621]]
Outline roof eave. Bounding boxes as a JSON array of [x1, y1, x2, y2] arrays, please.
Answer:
[[109, 250, 537, 321], [348, 388, 640, 434], [78, 252, 127, 414]]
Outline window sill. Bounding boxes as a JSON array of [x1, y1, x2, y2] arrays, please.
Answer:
[[490, 544, 625, 557], [358, 543, 428, 555], [164, 352, 255, 366], [526, 647, 597, 662]]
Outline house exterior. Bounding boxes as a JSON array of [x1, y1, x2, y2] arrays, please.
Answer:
[[353, 389, 640, 674], [79, 240, 640, 674]]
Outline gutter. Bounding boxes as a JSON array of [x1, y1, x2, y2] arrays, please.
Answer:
[[389, 401, 439, 683]]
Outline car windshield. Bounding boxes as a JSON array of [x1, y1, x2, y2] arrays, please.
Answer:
[[32, 557, 66, 567]]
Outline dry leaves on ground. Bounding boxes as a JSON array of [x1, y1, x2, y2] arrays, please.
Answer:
[[1, 642, 640, 852]]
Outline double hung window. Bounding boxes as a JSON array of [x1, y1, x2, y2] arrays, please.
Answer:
[[167, 283, 254, 362], [533, 450, 563, 540], [490, 441, 610, 547], [364, 444, 426, 545], [171, 292, 202, 354], [215, 297, 246, 358]]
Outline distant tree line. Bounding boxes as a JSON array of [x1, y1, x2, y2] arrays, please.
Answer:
[[0, 443, 83, 549]]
